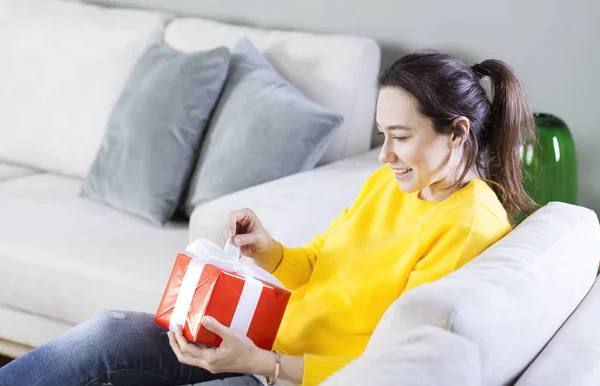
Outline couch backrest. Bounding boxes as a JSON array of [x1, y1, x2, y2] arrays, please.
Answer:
[[163, 17, 381, 166], [0, 0, 381, 178], [0, 0, 170, 177], [366, 202, 600, 386]]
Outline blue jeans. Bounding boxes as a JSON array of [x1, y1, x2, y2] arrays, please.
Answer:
[[0, 311, 263, 386]]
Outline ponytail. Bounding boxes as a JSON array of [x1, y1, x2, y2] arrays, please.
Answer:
[[379, 50, 537, 224], [472, 60, 537, 220]]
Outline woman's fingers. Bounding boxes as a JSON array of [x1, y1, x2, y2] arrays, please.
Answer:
[[201, 316, 234, 339], [233, 233, 258, 247], [168, 327, 211, 369], [227, 211, 238, 238], [228, 209, 256, 237], [225, 210, 244, 245], [233, 210, 247, 236], [174, 326, 199, 355], [192, 342, 213, 349], [168, 331, 196, 365]]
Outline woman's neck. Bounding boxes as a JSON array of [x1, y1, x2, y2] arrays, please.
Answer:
[[419, 168, 480, 202]]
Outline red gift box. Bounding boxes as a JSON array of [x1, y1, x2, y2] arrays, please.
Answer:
[[155, 252, 291, 350]]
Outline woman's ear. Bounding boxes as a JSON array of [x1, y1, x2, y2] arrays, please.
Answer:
[[449, 116, 470, 148]]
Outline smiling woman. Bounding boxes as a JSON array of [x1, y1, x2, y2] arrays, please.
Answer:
[[0, 49, 536, 386]]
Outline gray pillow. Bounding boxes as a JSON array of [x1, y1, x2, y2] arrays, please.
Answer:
[[81, 43, 230, 225], [182, 38, 343, 216]]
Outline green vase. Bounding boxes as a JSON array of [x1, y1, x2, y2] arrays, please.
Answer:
[[521, 113, 578, 212]]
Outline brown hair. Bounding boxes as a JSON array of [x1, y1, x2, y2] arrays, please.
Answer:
[[378, 50, 536, 223]]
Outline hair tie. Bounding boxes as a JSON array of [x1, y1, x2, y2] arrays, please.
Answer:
[[472, 63, 493, 103], [471, 63, 490, 79]]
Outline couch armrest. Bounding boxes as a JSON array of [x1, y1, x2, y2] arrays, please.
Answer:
[[321, 326, 481, 386], [365, 202, 600, 386], [515, 275, 600, 386], [188, 148, 381, 246]]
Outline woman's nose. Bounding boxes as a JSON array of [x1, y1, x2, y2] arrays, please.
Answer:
[[378, 143, 397, 164]]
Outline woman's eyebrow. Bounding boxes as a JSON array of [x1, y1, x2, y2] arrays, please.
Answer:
[[376, 123, 411, 131], [389, 125, 411, 131]]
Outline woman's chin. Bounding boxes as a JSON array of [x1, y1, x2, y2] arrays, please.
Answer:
[[395, 180, 420, 194], [393, 170, 427, 194]]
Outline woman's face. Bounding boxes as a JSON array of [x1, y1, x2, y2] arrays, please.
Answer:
[[376, 86, 461, 199]]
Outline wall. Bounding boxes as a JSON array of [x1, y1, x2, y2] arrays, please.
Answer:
[[86, 0, 600, 213]]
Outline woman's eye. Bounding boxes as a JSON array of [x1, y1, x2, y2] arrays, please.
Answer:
[[377, 132, 408, 141]]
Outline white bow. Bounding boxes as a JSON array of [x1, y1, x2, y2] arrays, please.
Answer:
[[186, 238, 284, 286]]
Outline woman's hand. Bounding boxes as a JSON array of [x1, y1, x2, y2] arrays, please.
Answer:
[[168, 316, 306, 383], [167, 316, 274, 375], [222, 208, 283, 273]]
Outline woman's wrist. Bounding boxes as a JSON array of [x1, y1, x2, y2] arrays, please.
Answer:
[[263, 239, 284, 273], [251, 350, 304, 384], [253, 348, 277, 376]]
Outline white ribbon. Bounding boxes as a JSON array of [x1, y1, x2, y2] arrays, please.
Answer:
[[169, 238, 282, 337]]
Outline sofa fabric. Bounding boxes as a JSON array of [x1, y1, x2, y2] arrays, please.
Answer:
[[188, 148, 383, 246], [0, 174, 188, 326], [365, 202, 600, 386], [0, 162, 40, 182], [322, 325, 481, 386], [164, 17, 381, 166], [0, 0, 170, 177], [516, 275, 600, 386]]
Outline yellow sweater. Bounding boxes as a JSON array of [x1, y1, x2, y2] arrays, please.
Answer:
[[271, 166, 512, 385]]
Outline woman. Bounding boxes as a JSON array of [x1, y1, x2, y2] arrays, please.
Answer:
[[0, 50, 535, 386]]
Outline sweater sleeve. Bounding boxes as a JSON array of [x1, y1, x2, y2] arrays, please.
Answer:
[[302, 354, 357, 386], [272, 208, 349, 290]]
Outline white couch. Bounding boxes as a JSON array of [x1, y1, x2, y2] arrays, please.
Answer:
[[322, 202, 600, 386], [3, 2, 600, 386], [0, 0, 380, 355]]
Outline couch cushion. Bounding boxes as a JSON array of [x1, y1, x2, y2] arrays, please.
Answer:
[[182, 38, 343, 215], [366, 202, 600, 386], [0, 0, 170, 177], [322, 326, 481, 386], [164, 17, 381, 165], [516, 275, 600, 386], [0, 174, 189, 327], [0, 162, 40, 182], [0, 305, 74, 349], [81, 43, 231, 225]]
